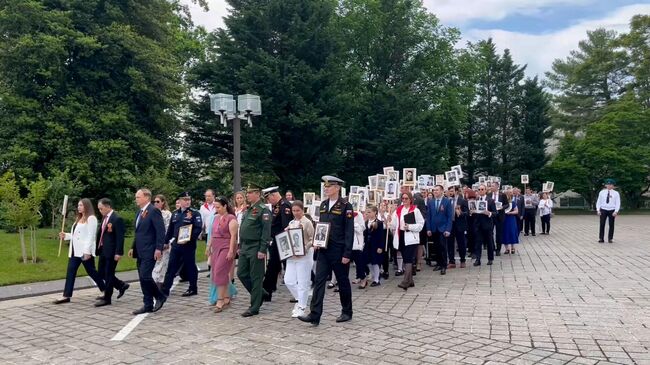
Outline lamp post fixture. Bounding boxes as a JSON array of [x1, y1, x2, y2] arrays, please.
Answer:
[[209, 93, 262, 193]]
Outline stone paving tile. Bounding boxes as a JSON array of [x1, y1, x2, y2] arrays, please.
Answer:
[[0, 215, 649, 364]]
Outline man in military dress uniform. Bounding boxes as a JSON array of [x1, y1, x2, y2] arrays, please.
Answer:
[[238, 184, 272, 317], [299, 175, 354, 327], [262, 186, 293, 302], [161, 191, 203, 297]]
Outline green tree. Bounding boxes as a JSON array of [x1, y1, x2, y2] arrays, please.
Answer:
[[545, 28, 628, 132], [184, 0, 346, 194], [46, 169, 83, 230], [619, 15, 650, 109], [545, 97, 650, 208], [0, 172, 49, 263], [0, 0, 201, 202]]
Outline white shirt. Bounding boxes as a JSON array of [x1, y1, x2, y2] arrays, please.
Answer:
[[199, 202, 216, 231], [65, 216, 98, 257], [538, 199, 553, 216], [596, 188, 620, 213], [328, 198, 337, 211]]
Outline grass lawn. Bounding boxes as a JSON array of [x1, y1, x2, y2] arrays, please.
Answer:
[[0, 228, 207, 286]]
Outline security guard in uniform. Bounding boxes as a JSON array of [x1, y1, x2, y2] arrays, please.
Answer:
[[162, 191, 203, 297], [262, 186, 293, 302], [298, 175, 354, 326], [237, 183, 272, 317]]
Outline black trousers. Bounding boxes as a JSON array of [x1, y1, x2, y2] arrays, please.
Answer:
[[263, 241, 282, 296], [493, 216, 504, 252], [524, 209, 537, 235], [310, 249, 352, 321], [163, 243, 198, 295], [541, 214, 551, 233], [63, 256, 106, 298], [517, 216, 524, 233], [448, 228, 467, 263], [352, 248, 369, 280], [137, 256, 164, 309], [466, 217, 476, 255], [474, 226, 494, 262], [97, 256, 126, 301], [431, 231, 448, 268], [599, 209, 616, 240], [382, 232, 393, 273]]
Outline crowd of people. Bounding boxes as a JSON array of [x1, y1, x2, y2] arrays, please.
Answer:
[[50, 173, 622, 327]]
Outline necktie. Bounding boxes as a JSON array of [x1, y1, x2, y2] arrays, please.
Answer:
[[606, 191, 610, 204], [136, 209, 143, 227], [99, 216, 108, 247], [435, 199, 440, 211]]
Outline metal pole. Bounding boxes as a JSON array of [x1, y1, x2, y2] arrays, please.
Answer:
[[233, 115, 242, 193]]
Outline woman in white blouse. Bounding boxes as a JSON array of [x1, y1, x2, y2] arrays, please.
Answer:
[[388, 192, 424, 291], [53, 198, 105, 304], [284, 200, 315, 318], [538, 192, 553, 235]]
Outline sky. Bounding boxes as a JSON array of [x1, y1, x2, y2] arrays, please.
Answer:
[[182, 0, 650, 78]]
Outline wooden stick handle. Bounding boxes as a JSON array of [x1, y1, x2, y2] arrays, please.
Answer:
[[57, 217, 65, 257]]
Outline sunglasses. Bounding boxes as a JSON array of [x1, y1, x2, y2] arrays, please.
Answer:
[[154, 200, 162, 203], [478, 188, 485, 191]]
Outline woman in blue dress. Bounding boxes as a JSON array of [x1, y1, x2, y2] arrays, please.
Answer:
[[502, 188, 520, 254]]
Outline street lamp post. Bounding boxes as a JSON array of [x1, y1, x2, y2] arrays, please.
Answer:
[[209, 93, 262, 193]]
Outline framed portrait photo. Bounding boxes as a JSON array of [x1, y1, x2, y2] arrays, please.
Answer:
[[477, 200, 487, 213], [383, 166, 395, 175], [495, 201, 503, 211], [521, 174, 529, 184], [275, 231, 294, 260], [357, 187, 368, 203], [435, 174, 445, 186], [468, 200, 477, 212], [369, 175, 378, 190], [478, 176, 486, 184], [303, 192, 315, 207], [313, 222, 331, 248], [178, 224, 192, 244], [348, 193, 361, 212], [288, 228, 305, 256], [368, 190, 377, 205], [418, 175, 428, 190], [451, 165, 463, 178], [384, 181, 398, 200], [376, 174, 388, 191], [388, 170, 399, 182], [350, 185, 359, 194], [403, 168, 416, 187], [320, 183, 325, 202], [309, 202, 321, 222], [445, 170, 460, 186], [543, 181, 554, 192]]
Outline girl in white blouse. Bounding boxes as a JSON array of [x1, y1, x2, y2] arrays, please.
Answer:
[[284, 200, 315, 318], [538, 192, 553, 235], [53, 199, 106, 304]]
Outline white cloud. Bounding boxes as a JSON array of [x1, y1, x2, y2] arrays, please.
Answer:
[[423, 0, 593, 24], [462, 3, 650, 78], [182, 0, 229, 31]]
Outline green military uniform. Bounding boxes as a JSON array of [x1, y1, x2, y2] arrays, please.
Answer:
[[237, 185, 271, 316]]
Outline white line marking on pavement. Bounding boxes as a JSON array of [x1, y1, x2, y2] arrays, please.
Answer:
[[110, 278, 179, 341]]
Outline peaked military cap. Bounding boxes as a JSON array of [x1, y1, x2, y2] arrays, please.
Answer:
[[322, 175, 344, 187], [177, 191, 191, 199], [604, 178, 616, 185], [245, 183, 263, 193], [262, 186, 280, 197]]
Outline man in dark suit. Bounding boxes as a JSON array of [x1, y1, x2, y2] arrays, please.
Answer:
[[128, 189, 167, 315], [489, 182, 508, 256], [447, 186, 469, 268], [426, 185, 453, 275], [472, 184, 497, 266], [94, 198, 130, 307], [261, 186, 293, 302]]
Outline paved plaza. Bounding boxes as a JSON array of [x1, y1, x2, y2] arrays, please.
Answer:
[[1, 215, 649, 364]]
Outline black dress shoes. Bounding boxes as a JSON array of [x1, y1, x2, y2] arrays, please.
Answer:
[[52, 298, 70, 304], [487, 260, 493, 265], [298, 315, 319, 326], [153, 296, 166, 312], [432, 266, 441, 271], [289, 299, 298, 303], [132, 307, 153, 315], [117, 283, 130, 299], [336, 314, 352, 323], [94, 299, 111, 307], [241, 310, 259, 317], [181, 289, 197, 297], [381, 272, 389, 280], [96, 296, 105, 300], [495, 251, 501, 256], [473, 261, 481, 266], [440, 268, 446, 275], [608, 239, 613, 243], [598, 239, 604, 243], [395, 270, 404, 276], [263, 293, 272, 302]]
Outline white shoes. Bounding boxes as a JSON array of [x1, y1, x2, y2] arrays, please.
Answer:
[[292, 305, 306, 318]]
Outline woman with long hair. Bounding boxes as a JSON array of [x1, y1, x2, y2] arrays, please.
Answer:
[[53, 198, 106, 304], [502, 188, 520, 254], [206, 196, 239, 312], [152, 194, 172, 288], [388, 191, 424, 291]]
